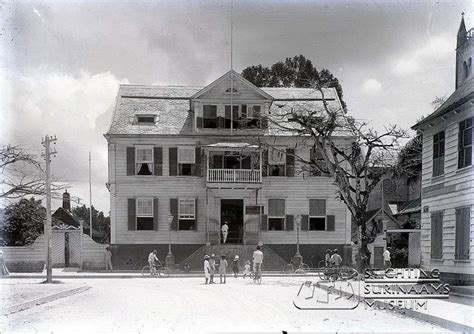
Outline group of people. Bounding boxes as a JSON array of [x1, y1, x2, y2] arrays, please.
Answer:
[[324, 248, 343, 268], [203, 245, 263, 284]]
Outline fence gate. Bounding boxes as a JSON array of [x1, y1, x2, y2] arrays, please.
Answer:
[[52, 224, 82, 268]]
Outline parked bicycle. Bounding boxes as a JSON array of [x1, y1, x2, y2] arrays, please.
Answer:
[[141, 262, 171, 278], [318, 264, 357, 281], [283, 256, 310, 274]]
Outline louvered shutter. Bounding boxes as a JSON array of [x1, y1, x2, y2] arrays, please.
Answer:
[[128, 198, 136, 230], [326, 215, 335, 231], [170, 198, 178, 230], [153, 198, 159, 231], [126, 147, 135, 176], [285, 215, 294, 231], [154, 147, 162, 176], [286, 148, 295, 177], [301, 215, 309, 231], [169, 148, 178, 176]]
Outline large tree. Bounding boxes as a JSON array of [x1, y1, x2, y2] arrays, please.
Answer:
[[1, 144, 66, 200], [0, 197, 45, 246], [258, 82, 407, 270], [242, 55, 347, 111], [72, 204, 110, 243]]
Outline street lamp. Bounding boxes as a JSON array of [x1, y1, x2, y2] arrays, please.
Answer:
[[166, 214, 175, 268], [294, 214, 302, 261]]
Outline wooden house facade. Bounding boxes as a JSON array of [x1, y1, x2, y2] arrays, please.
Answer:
[[412, 16, 473, 284], [105, 70, 353, 269]]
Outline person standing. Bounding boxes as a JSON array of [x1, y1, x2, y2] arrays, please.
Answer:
[[231, 255, 239, 278], [209, 254, 216, 284], [203, 255, 211, 284], [252, 246, 263, 279], [219, 255, 228, 284], [104, 247, 113, 271], [325, 249, 332, 267], [383, 248, 391, 269], [242, 261, 251, 278], [221, 221, 229, 244], [0, 250, 9, 276]]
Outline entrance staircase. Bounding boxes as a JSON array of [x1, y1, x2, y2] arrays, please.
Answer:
[[180, 244, 288, 272]]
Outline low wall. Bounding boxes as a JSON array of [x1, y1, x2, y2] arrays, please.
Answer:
[[1, 235, 46, 272], [82, 234, 108, 270]]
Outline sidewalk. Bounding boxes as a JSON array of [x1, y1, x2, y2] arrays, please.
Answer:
[[314, 279, 474, 332], [1, 268, 321, 279]]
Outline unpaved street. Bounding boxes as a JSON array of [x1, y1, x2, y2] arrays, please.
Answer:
[[2, 277, 451, 333]]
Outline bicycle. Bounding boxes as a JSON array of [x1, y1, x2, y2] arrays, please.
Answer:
[[283, 257, 310, 274], [141, 262, 171, 278]]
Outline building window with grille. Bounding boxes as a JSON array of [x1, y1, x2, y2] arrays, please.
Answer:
[[268, 147, 286, 176], [136, 147, 153, 175], [178, 146, 195, 176], [225, 105, 239, 129], [458, 117, 473, 169], [432, 131, 445, 177], [268, 199, 285, 231], [136, 198, 154, 230], [179, 199, 195, 230], [203, 105, 217, 128], [309, 199, 326, 230]]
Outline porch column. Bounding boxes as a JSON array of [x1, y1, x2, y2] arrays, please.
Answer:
[[259, 149, 263, 182], [206, 188, 210, 246]]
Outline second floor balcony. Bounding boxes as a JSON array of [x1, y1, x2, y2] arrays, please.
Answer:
[[205, 143, 262, 184]]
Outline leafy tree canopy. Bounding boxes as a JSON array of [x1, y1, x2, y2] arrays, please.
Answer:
[[72, 205, 110, 243], [241, 55, 347, 111], [0, 197, 45, 246]]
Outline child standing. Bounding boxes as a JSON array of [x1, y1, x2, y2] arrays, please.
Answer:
[[242, 261, 251, 278], [219, 255, 228, 284], [203, 255, 211, 284], [231, 255, 239, 278], [209, 254, 216, 284]]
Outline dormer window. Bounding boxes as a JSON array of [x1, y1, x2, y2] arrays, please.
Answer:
[[136, 115, 156, 124]]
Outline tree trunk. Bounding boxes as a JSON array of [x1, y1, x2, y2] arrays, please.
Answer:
[[355, 220, 372, 273]]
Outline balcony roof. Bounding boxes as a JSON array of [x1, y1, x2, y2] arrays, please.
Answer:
[[204, 142, 259, 150]]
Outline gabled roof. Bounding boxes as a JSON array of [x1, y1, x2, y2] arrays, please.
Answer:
[[190, 70, 273, 100], [106, 72, 343, 137], [412, 76, 474, 130]]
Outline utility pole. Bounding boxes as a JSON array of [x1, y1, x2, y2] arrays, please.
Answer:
[[42, 135, 57, 283], [89, 151, 92, 238]]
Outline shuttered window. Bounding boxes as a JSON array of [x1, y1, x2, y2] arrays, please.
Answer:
[[458, 117, 473, 169], [455, 207, 471, 260], [309, 199, 326, 230], [432, 131, 445, 177], [268, 147, 286, 176], [178, 198, 196, 230], [430, 211, 443, 259], [268, 199, 285, 231], [135, 147, 153, 175], [203, 105, 218, 128]]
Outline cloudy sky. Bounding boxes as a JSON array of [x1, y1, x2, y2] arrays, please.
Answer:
[[1, 0, 472, 212]]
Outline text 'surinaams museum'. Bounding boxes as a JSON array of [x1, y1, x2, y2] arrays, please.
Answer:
[[105, 70, 352, 269]]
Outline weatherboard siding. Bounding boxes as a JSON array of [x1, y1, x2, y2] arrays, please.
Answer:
[[108, 136, 351, 245], [419, 103, 473, 276]]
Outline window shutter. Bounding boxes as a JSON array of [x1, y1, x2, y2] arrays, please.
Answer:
[[261, 215, 268, 231], [285, 215, 294, 231], [153, 198, 159, 231], [260, 115, 268, 129], [431, 212, 443, 259], [455, 207, 470, 260], [154, 147, 163, 176], [262, 150, 268, 177], [126, 147, 135, 176], [194, 197, 198, 231], [128, 198, 136, 230], [196, 117, 203, 129], [170, 198, 178, 231], [194, 147, 201, 176], [286, 148, 295, 177], [169, 148, 178, 176], [327, 215, 335, 231], [301, 215, 309, 231]]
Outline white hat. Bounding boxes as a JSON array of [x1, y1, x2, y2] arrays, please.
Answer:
[[235, 255, 239, 259]]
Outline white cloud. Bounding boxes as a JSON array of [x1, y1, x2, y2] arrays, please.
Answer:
[[361, 78, 382, 94], [1, 67, 128, 211], [392, 35, 452, 76]]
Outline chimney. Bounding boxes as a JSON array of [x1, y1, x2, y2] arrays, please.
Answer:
[[62, 190, 71, 211]]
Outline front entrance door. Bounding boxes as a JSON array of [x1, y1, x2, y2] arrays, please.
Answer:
[[221, 199, 244, 244]]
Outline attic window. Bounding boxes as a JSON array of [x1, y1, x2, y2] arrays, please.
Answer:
[[136, 115, 156, 124], [225, 87, 239, 93]]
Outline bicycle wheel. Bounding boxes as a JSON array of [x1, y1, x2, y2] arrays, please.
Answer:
[[283, 264, 293, 275], [158, 266, 171, 278], [300, 263, 310, 274], [141, 265, 151, 277], [318, 267, 330, 280], [318, 260, 326, 269], [305, 261, 314, 270]]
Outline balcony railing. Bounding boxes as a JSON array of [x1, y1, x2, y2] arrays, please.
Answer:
[[207, 169, 261, 183]]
